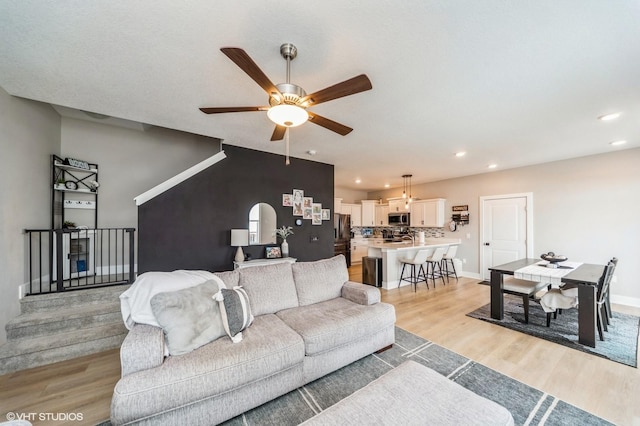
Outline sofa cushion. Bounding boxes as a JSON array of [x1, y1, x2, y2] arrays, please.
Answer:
[[150, 280, 226, 356], [214, 287, 254, 343], [112, 314, 305, 421], [276, 297, 396, 356], [291, 255, 349, 306], [214, 270, 239, 288], [238, 263, 299, 315]]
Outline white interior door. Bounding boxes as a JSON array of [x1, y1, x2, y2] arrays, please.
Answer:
[[480, 194, 532, 280]]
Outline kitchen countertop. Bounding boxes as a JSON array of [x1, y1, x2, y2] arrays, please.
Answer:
[[361, 237, 461, 251]]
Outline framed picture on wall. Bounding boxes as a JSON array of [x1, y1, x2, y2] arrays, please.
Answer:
[[312, 214, 322, 225], [282, 194, 293, 206], [303, 207, 313, 219], [265, 246, 282, 259], [292, 189, 304, 203], [321, 209, 330, 220], [303, 197, 313, 208], [312, 203, 322, 215], [293, 201, 303, 216]]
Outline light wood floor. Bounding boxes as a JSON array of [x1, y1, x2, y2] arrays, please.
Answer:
[[1, 266, 638, 425]]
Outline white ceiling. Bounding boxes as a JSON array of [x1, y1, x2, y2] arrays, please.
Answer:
[[1, 1, 639, 191]]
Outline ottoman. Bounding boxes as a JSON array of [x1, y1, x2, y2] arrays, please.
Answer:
[[301, 360, 514, 425]]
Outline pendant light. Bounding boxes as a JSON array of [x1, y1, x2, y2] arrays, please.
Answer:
[[402, 174, 412, 210], [402, 175, 407, 199]]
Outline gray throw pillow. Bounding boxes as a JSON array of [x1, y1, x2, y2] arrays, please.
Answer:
[[150, 279, 226, 356], [214, 286, 254, 343]]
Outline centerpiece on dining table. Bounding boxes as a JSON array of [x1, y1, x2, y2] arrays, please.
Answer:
[[540, 251, 568, 268]]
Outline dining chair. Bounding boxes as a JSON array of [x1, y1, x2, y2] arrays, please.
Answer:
[[440, 245, 458, 282], [398, 250, 430, 292], [425, 247, 447, 287], [604, 257, 618, 325], [502, 278, 550, 324], [543, 261, 615, 341]]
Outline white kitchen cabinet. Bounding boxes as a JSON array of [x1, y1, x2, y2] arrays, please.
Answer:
[[410, 199, 446, 227], [360, 200, 378, 227], [350, 239, 368, 264], [341, 203, 362, 226], [334, 198, 342, 214], [375, 204, 389, 226], [350, 204, 362, 226], [388, 199, 406, 213]]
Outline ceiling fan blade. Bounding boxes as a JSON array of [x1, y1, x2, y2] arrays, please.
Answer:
[[307, 112, 353, 136], [221, 47, 283, 99], [301, 74, 372, 106], [271, 125, 287, 141], [199, 106, 268, 114]]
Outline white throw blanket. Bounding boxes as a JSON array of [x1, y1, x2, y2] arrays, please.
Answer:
[[540, 287, 579, 313], [120, 270, 225, 330]]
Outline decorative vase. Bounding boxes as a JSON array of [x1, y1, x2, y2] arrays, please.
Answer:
[[281, 239, 289, 257]]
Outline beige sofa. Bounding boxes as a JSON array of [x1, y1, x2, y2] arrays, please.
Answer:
[[110, 255, 396, 425]]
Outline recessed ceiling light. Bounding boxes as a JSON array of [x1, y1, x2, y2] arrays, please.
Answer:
[[384, 184, 390, 188], [355, 179, 362, 184], [488, 164, 497, 169], [307, 150, 317, 155], [610, 140, 627, 146], [598, 112, 621, 121], [455, 152, 466, 157]]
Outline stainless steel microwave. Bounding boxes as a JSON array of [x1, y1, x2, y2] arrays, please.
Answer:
[[388, 212, 410, 225]]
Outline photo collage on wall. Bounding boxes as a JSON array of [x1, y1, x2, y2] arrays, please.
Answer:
[[282, 189, 330, 225]]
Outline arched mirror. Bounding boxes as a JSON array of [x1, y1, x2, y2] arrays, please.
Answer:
[[249, 203, 277, 245]]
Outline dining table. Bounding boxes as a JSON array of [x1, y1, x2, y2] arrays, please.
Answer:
[[489, 258, 605, 347]]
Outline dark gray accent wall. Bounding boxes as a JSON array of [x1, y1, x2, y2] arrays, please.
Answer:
[[138, 145, 335, 273]]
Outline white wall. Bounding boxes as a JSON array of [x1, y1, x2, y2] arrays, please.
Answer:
[[0, 89, 61, 344], [334, 187, 369, 204], [61, 118, 221, 229], [369, 148, 640, 305]]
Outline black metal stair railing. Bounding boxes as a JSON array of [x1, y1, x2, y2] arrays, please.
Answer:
[[24, 228, 135, 294]]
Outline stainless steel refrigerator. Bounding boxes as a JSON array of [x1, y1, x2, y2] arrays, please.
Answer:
[[333, 214, 351, 267]]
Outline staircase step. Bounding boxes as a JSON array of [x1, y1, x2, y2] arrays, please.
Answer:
[[0, 323, 127, 376], [6, 301, 123, 340], [20, 284, 130, 314]]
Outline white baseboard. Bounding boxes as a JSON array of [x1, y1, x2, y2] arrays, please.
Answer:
[[460, 271, 482, 280], [610, 295, 640, 309], [19, 282, 30, 299]]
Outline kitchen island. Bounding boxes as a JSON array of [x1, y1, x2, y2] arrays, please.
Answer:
[[362, 238, 461, 289]]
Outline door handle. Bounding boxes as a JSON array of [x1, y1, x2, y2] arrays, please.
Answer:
[[484, 242, 490, 246]]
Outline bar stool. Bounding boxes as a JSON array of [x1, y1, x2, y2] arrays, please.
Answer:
[[425, 247, 447, 287], [398, 250, 430, 292], [440, 245, 458, 282]]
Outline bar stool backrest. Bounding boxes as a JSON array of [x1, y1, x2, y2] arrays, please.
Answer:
[[429, 247, 447, 263], [413, 250, 431, 264], [444, 245, 458, 259]]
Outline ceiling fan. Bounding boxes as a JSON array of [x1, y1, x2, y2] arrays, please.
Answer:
[[199, 43, 372, 142]]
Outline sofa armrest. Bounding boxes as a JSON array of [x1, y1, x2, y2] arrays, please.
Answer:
[[119, 324, 165, 377], [341, 281, 381, 305]]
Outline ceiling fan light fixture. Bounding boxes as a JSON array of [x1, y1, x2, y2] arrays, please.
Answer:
[[267, 104, 309, 127]]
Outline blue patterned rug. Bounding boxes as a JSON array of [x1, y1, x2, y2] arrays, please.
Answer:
[[467, 294, 639, 367]]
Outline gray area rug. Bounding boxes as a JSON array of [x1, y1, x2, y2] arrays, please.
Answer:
[[467, 294, 639, 368], [96, 327, 612, 425], [217, 327, 611, 426]]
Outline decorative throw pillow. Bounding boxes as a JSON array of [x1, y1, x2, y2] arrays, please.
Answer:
[[150, 279, 226, 356], [213, 286, 254, 343]]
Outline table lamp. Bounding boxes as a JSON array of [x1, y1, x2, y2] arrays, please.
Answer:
[[231, 229, 249, 263]]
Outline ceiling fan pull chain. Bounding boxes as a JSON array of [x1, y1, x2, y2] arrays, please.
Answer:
[[285, 128, 290, 165]]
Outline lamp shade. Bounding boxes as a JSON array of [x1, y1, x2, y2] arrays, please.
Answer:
[[267, 104, 309, 127], [230, 229, 249, 247]]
